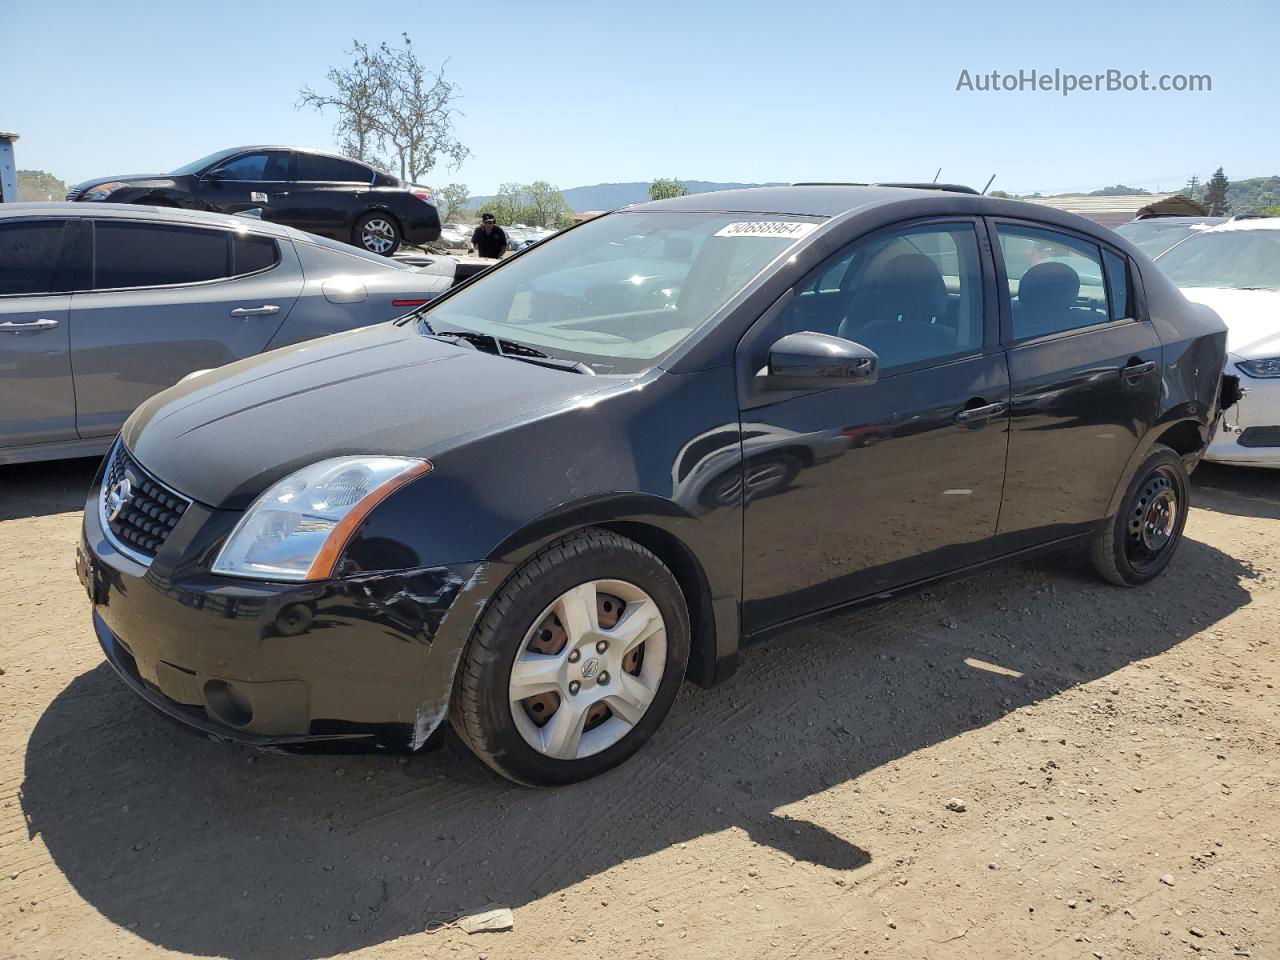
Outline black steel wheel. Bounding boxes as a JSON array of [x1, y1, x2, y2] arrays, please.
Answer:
[[1090, 444, 1189, 586]]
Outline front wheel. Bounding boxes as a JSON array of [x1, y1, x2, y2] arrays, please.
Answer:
[[1090, 444, 1190, 586], [450, 528, 690, 786], [353, 212, 401, 256]]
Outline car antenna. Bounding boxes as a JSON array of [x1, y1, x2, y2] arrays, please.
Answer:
[[932, 167, 942, 184], [981, 174, 997, 196]]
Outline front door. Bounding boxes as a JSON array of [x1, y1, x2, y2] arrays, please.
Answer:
[[194, 150, 292, 215], [989, 220, 1161, 551], [69, 218, 301, 438], [0, 218, 80, 452], [738, 219, 1010, 631]]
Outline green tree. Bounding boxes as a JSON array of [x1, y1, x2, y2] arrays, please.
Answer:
[[988, 189, 1011, 199], [17, 170, 70, 201], [523, 180, 570, 228], [649, 178, 688, 201], [437, 182, 471, 222], [298, 34, 469, 182], [1203, 167, 1231, 216], [1260, 206, 1280, 217], [482, 182, 525, 225]]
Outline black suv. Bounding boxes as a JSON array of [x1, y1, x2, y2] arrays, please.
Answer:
[[68, 146, 441, 256]]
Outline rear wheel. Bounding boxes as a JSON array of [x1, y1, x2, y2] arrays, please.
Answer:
[[450, 528, 690, 785], [353, 212, 401, 256], [1090, 445, 1189, 586]]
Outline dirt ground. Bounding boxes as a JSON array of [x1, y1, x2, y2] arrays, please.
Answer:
[[2, 457, 1277, 960]]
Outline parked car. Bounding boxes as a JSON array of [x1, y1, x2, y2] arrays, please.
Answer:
[[1154, 217, 1280, 467], [79, 185, 1229, 786], [435, 222, 471, 250], [66, 146, 442, 256], [0, 203, 453, 464], [1114, 216, 1234, 259]]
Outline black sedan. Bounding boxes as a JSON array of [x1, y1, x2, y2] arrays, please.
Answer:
[[67, 146, 442, 256], [79, 185, 1230, 786]]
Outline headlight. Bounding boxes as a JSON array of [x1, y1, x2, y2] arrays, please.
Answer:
[[80, 181, 127, 201], [212, 456, 432, 581], [1236, 357, 1280, 379]]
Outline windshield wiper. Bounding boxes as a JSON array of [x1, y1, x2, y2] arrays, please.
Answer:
[[427, 327, 595, 375]]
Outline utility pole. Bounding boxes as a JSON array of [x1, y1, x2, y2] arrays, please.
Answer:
[[0, 132, 19, 203]]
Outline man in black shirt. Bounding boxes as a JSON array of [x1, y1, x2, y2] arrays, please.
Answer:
[[471, 213, 508, 259]]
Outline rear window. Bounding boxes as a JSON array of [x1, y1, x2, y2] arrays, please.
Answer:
[[95, 222, 230, 289], [296, 154, 372, 182], [1156, 229, 1280, 290]]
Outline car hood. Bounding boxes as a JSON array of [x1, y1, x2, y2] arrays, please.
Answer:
[[72, 173, 174, 189], [123, 322, 619, 509], [1178, 287, 1280, 358]]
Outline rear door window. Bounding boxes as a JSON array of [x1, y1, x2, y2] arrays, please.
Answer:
[[232, 234, 280, 276], [0, 220, 68, 295], [94, 222, 231, 289], [995, 224, 1111, 340], [295, 154, 372, 182]]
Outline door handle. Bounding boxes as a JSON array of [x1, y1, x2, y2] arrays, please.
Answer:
[[271, 192, 289, 199], [1122, 359, 1157, 381], [0, 318, 60, 333], [230, 305, 280, 318], [955, 400, 1009, 424]]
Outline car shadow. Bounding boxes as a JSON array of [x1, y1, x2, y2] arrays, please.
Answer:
[[20, 536, 1254, 959], [0, 456, 102, 521], [1191, 463, 1280, 521]]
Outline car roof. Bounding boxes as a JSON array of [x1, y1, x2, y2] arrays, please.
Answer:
[[1199, 216, 1280, 233], [1124, 216, 1228, 226], [0, 201, 298, 239], [630, 185, 1141, 243]]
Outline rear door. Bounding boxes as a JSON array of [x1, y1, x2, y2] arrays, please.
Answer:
[[287, 153, 375, 239], [68, 218, 303, 438], [0, 218, 82, 452], [989, 219, 1161, 551]]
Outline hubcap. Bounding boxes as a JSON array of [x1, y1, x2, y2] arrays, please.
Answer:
[[1125, 468, 1181, 569], [361, 219, 396, 254], [509, 579, 667, 760]]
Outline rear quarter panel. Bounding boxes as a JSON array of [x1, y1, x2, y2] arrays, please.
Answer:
[[265, 241, 452, 348]]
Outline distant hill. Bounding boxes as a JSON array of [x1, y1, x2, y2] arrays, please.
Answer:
[[471, 180, 785, 214]]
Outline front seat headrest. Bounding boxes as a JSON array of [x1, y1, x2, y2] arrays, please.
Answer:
[[1019, 261, 1080, 308]]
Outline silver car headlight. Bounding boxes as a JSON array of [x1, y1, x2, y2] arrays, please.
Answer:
[[1236, 357, 1280, 379], [212, 456, 432, 581]]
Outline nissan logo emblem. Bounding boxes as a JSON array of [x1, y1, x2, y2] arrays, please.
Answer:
[[106, 477, 133, 522]]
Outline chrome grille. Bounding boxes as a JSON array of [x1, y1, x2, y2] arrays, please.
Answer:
[[100, 444, 191, 563]]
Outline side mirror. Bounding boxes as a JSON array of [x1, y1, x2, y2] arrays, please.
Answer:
[[761, 331, 878, 390], [206, 167, 229, 182]]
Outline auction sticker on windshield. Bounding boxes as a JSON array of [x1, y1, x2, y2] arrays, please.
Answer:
[[713, 221, 819, 239]]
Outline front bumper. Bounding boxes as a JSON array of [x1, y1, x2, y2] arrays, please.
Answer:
[[1207, 371, 1280, 468], [80, 474, 484, 750]]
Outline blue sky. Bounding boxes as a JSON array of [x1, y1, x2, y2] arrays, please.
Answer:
[[4, 0, 1277, 196]]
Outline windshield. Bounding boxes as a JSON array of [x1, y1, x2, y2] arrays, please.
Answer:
[[1156, 229, 1280, 290], [1114, 220, 1208, 258], [417, 211, 818, 373], [169, 149, 240, 176]]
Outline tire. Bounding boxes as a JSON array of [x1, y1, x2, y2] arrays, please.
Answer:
[[450, 528, 690, 786], [1090, 444, 1190, 586], [353, 212, 402, 256]]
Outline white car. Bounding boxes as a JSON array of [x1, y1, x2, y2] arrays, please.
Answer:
[[1156, 217, 1280, 467]]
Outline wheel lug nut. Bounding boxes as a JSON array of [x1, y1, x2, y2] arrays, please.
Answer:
[[596, 640, 608, 653], [567, 649, 580, 663], [569, 680, 581, 695], [597, 671, 610, 685]]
